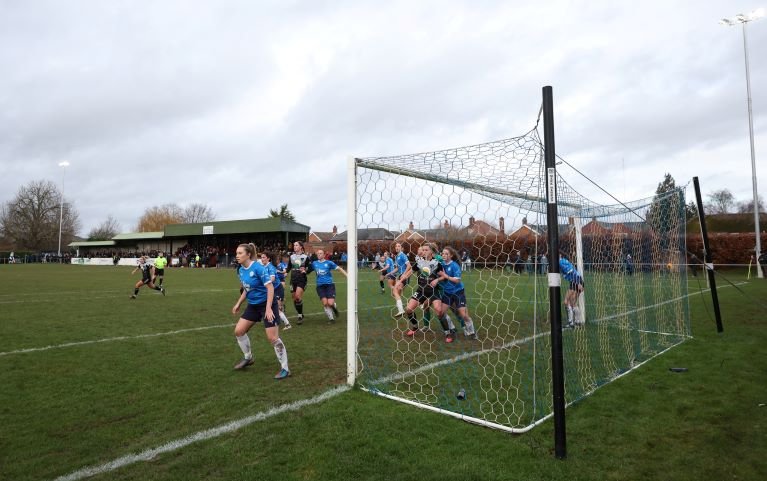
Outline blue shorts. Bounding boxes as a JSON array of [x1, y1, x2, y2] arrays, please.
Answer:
[[316, 283, 336, 299], [440, 289, 467, 309], [242, 300, 281, 328], [569, 277, 584, 292], [275, 284, 285, 301]]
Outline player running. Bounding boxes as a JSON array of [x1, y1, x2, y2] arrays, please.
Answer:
[[288, 241, 313, 324], [310, 249, 347, 323], [130, 256, 165, 299], [436, 246, 477, 340], [559, 253, 584, 328], [232, 243, 290, 379], [260, 252, 292, 330]]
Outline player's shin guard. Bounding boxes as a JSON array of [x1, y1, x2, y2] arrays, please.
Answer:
[[423, 309, 431, 326], [236, 334, 252, 359], [438, 315, 450, 334], [279, 310, 290, 325], [324, 306, 334, 320], [566, 305, 574, 324], [395, 299, 404, 314], [294, 300, 303, 315], [463, 317, 476, 335], [451, 307, 465, 328], [133, 288, 139, 295], [379, 280, 384, 289], [159, 276, 164, 286], [408, 312, 418, 328], [272, 338, 288, 371]]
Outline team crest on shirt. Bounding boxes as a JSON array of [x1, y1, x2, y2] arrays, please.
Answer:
[[249, 271, 255, 277]]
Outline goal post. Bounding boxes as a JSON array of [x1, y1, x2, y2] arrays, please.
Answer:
[[347, 156, 358, 386], [347, 87, 691, 448]]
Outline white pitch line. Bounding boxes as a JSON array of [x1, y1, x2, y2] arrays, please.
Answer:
[[0, 288, 229, 305], [0, 305, 391, 358], [0, 324, 233, 357], [49, 280, 743, 480], [52, 384, 352, 481]]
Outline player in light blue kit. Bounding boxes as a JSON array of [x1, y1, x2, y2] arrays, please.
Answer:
[[311, 249, 348, 323], [436, 246, 478, 341], [387, 242, 410, 316], [261, 252, 292, 330], [232, 243, 290, 379], [375, 251, 394, 294], [558, 253, 584, 328]]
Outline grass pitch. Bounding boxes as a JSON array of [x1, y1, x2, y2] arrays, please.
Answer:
[[0, 264, 765, 480]]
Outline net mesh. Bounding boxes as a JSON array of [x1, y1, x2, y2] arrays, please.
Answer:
[[353, 128, 690, 431]]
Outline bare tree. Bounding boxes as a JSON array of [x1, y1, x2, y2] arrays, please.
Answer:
[[136, 203, 184, 232], [88, 215, 121, 240], [0, 180, 81, 250], [268, 204, 296, 221], [736, 195, 765, 214], [685, 201, 698, 221], [706, 189, 735, 214], [182, 203, 216, 223]]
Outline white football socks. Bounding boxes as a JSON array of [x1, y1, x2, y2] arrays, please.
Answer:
[[272, 338, 289, 371], [236, 334, 252, 359]]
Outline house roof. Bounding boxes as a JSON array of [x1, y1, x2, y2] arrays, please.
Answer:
[[332, 228, 397, 241], [310, 232, 336, 242]]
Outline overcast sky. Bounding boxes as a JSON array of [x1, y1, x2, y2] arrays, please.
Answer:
[[1, 0, 765, 236]]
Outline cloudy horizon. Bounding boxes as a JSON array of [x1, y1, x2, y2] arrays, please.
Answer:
[[1, 0, 765, 237]]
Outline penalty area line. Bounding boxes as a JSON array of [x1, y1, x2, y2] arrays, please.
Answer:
[[52, 384, 351, 481]]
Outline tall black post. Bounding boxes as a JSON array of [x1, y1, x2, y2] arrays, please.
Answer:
[[693, 177, 724, 333], [543, 86, 567, 459]]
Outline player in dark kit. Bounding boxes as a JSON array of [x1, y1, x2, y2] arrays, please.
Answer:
[[287, 241, 313, 324], [130, 256, 165, 299], [398, 244, 452, 341]]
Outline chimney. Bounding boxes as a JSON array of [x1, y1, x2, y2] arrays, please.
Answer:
[[409, 221, 414, 230], [332, 225, 338, 235], [469, 216, 476, 227], [522, 216, 527, 226], [444, 219, 449, 229], [499, 217, 505, 235]]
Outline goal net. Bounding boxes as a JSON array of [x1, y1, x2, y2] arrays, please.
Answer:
[[348, 128, 690, 432]]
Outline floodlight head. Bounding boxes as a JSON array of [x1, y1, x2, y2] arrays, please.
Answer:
[[58, 161, 70, 167], [719, 18, 735, 25], [736, 13, 747, 22]]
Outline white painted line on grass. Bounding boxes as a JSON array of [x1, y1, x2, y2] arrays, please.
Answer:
[[48, 280, 743, 480], [0, 288, 230, 304], [0, 324, 233, 357], [0, 305, 390, 358], [52, 384, 352, 481]]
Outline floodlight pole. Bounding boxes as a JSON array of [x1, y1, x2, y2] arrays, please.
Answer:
[[543, 85, 567, 459], [721, 11, 764, 278], [57, 161, 70, 262]]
